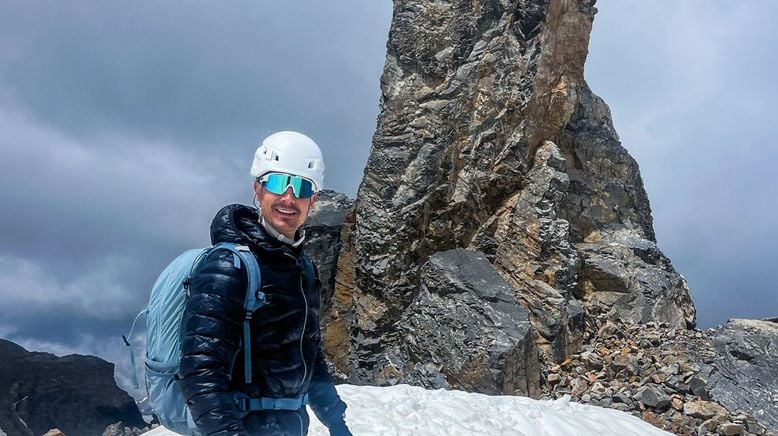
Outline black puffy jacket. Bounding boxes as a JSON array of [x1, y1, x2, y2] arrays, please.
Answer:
[[177, 204, 347, 435]]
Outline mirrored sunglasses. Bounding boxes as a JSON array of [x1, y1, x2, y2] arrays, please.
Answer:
[[260, 172, 316, 199]]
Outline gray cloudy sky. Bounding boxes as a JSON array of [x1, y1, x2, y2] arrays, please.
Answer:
[[1, 1, 776, 371]]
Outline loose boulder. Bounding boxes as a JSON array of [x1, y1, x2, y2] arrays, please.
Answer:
[[387, 249, 540, 397]]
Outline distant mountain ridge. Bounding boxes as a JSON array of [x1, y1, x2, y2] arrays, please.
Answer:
[[0, 339, 144, 436]]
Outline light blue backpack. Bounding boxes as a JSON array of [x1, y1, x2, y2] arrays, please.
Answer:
[[125, 242, 265, 435]]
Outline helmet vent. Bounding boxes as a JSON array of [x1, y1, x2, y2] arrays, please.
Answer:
[[308, 161, 314, 169]]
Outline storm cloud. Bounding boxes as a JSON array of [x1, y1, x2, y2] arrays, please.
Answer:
[[0, 0, 776, 371], [0, 1, 392, 366], [587, 0, 778, 329]]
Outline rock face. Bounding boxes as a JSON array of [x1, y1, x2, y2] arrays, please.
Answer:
[[385, 249, 540, 396], [304, 189, 354, 315], [0, 339, 145, 436], [304, 190, 355, 380], [702, 319, 778, 433], [471, 141, 584, 362], [327, 0, 696, 384]]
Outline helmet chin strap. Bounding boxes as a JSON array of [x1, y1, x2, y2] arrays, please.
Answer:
[[253, 182, 263, 211]]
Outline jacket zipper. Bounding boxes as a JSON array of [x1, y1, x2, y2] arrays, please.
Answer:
[[285, 252, 309, 390], [299, 271, 309, 387]]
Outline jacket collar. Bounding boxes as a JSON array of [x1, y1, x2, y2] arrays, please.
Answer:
[[210, 204, 305, 255]]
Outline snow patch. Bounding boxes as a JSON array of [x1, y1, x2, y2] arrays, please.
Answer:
[[144, 384, 671, 436]]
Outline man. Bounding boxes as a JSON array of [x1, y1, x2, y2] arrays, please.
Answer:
[[177, 131, 352, 436]]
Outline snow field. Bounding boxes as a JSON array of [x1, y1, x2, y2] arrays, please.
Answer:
[[146, 384, 672, 436]]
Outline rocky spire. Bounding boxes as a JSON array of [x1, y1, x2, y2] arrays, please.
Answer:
[[325, 0, 695, 386]]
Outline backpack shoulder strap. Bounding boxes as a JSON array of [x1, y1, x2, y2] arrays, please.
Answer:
[[211, 242, 264, 384], [209, 242, 262, 307]]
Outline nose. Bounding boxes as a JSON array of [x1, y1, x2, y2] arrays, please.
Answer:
[[280, 186, 296, 200]]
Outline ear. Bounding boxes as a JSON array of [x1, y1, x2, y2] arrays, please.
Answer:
[[253, 180, 263, 199], [309, 192, 318, 208]]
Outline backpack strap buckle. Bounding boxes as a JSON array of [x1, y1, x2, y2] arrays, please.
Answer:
[[235, 395, 250, 413], [253, 394, 309, 410], [234, 394, 309, 412]]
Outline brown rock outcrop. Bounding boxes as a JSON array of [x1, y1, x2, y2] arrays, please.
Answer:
[[325, 0, 695, 386]]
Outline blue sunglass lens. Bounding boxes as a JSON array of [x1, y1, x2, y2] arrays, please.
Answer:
[[262, 173, 315, 199], [263, 174, 288, 194], [295, 178, 315, 198]]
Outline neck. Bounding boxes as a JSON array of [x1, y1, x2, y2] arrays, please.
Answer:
[[259, 216, 306, 248]]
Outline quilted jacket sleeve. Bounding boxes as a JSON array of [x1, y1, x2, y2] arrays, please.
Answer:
[[306, 261, 350, 434], [308, 346, 350, 434], [177, 249, 247, 435]]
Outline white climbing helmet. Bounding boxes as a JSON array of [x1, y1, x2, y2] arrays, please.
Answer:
[[250, 131, 325, 191]]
